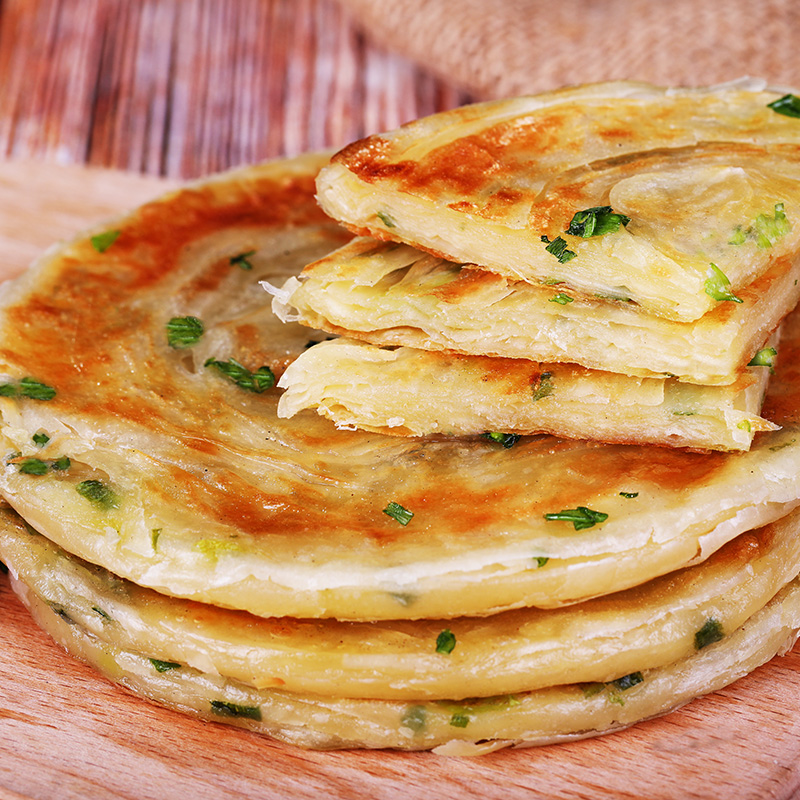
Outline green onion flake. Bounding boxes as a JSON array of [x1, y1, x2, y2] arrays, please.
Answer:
[[748, 346, 778, 372], [204, 358, 275, 393], [768, 93, 800, 118], [704, 263, 743, 304], [90, 230, 121, 253], [76, 479, 119, 510], [167, 316, 205, 349], [541, 235, 577, 263], [383, 501, 414, 526], [544, 506, 608, 531], [436, 629, 456, 654], [566, 206, 630, 237], [210, 700, 262, 721], [229, 250, 256, 270]]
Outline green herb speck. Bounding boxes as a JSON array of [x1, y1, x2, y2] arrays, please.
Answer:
[[704, 264, 742, 304], [531, 372, 554, 401], [544, 506, 608, 531], [150, 658, 182, 673], [449, 713, 470, 728], [768, 93, 800, 118], [550, 292, 574, 305], [91, 230, 121, 253], [18, 457, 48, 475], [204, 358, 275, 393], [748, 346, 778, 372], [566, 206, 630, 237], [436, 629, 456, 654], [483, 431, 520, 448], [229, 250, 256, 270], [383, 501, 413, 526], [541, 235, 577, 263], [76, 479, 119, 510], [210, 700, 262, 721], [694, 618, 724, 650], [167, 316, 204, 348], [401, 705, 427, 733], [32, 432, 50, 447]]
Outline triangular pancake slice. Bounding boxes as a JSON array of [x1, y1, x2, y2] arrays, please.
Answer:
[[276, 337, 777, 451], [268, 236, 798, 386], [316, 81, 800, 322]]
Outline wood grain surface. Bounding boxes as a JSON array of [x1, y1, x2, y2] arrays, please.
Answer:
[[0, 162, 798, 800]]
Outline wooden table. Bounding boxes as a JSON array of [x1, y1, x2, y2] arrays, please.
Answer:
[[0, 3, 799, 798]]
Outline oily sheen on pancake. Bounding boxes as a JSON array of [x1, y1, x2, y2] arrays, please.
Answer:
[[2, 502, 800, 703], [316, 80, 800, 322], [2, 155, 800, 622]]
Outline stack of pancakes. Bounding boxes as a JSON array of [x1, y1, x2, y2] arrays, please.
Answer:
[[2, 81, 800, 755]]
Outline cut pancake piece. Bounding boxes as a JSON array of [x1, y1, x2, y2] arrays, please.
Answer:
[[317, 80, 800, 322], [4, 154, 800, 622], [9, 555, 800, 752], [268, 236, 798, 385], [275, 338, 777, 451], [2, 502, 800, 702]]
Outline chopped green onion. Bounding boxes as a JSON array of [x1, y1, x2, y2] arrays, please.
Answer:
[[229, 250, 256, 270], [401, 705, 426, 732], [76, 479, 119, 510], [704, 263, 743, 303], [167, 316, 204, 348], [748, 346, 778, 371], [18, 378, 57, 400], [376, 211, 396, 228], [619, 491, 639, 498], [150, 658, 182, 673], [18, 458, 48, 475], [90, 230, 121, 253], [566, 206, 630, 237], [534, 556, 549, 568], [768, 93, 800, 118], [544, 506, 608, 531], [610, 672, 644, 691], [383, 501, 414, 526], [541, 235, 577, 263], [204, 358, 275, 393], [210, 701, 262, 721], [435, 629, 456, 654], [550, 292, 574, 305], [531, 372, 554, 401], [694, 618, 724, 650], [449, 713, 470, 728], [32, 432, 50, 447], [737, 420, 752, 432], [92, 606, 112, 621], [483, 432, 520, 449], [51, 456, 71, 471]]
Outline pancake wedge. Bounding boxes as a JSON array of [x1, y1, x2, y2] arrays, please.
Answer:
[[3, 154, 800, 622], [268, 236, 798, 385], [2, 502, 800, 701], [274, 337, 777, 451], [316, 80, 800, 322], [9, 557, 800, 753]]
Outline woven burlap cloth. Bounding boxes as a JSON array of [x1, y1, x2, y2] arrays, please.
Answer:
[[337, 0, 799, 98]]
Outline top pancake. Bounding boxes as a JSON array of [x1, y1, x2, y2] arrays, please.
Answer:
[[316, 80, 800, 322], [2, 154, 800, 621]]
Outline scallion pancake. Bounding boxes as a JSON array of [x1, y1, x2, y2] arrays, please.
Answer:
[[268, 235, 796, 385], [2, 154, 800, 621], [275, 337, 777, 451], [2, 502, 800, 702], [316, 80, 800, 322], [10, 560, 800, 753]]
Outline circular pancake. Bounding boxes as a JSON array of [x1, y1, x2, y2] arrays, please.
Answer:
[[2, 501, 800, 702], [1, 154, 800, 620], [10, 557, 800, 753]]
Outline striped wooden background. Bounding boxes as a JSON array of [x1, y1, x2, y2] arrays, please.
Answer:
[[0, 0, 471, 178]]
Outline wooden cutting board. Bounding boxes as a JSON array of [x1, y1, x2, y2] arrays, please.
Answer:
[[0, 162, 798, 800]]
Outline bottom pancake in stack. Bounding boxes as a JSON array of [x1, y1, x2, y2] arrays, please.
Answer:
[[0, 154, 800, 754]]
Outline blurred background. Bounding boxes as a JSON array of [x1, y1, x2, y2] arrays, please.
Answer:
[[0, 0, 797, 179]]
